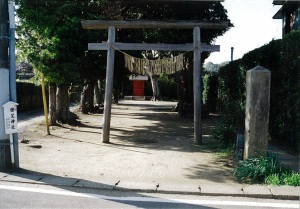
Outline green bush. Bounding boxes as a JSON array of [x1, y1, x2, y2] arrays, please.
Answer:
[[158, 74, 177, 100], [265, 172, 300, 186], [265, 174, 281, 185], [233, 153, 300, 186], [210, 99, 245, 146], [214, 30, 300, 151], [281, 172, 300, 186], [210, 123, 236, 146], [210, 59, 246, 146], [202, 74, 218, 112]]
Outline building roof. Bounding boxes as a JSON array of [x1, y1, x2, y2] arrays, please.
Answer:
[[124, 0, 224, 1], [273, 0, 300, 19], [273, 0, 287, 6]]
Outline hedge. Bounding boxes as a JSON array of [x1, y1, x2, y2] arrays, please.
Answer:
[[216, 30, 300, 151]]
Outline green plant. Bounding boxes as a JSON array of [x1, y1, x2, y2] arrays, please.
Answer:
[[234, 153, 281, 183], [281, 172, 300, 186], [233, 152, 300, 186], [158, 74, 177, 100], [210, 123, 236, 146], [202, 74, 219, 112], [265, 174, 281, 185], [209, 143, 235, 158], [265, 172, 300, 186]]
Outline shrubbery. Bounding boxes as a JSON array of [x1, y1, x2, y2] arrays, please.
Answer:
[[210, 30, 300, 151], [158, 74, 177, 100], [233, 153, 300, 186]]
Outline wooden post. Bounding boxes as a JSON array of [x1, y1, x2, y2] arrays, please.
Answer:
[[41, 73, 50, 135], [102, 26, 115, 143], [193, 27, 202, 144]]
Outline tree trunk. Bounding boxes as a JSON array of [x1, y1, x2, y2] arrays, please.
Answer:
[[113, 82, 119, 104], [94, 79, 103, 106], [176, 71, 184, 117], [80, 80, 95, 114], [177, 54, 191, 117], [149, 74, 161, 101], [56, 85, 71, 123], [49, 84, 57, 125], [187, 54, 194, 103]]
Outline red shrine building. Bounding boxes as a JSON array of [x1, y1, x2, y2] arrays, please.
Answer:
[[126, 75, 150, 100]]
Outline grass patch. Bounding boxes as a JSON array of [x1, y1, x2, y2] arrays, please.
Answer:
[[233, 152, 300, 186], [208, 144, 235, 164], [265, 172, 300, 186]]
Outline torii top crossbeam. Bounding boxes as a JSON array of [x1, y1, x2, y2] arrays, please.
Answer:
[[81, 20, 229, 30]]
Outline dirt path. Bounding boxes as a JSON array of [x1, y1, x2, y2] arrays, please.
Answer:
[[18, 100, 236, 186]]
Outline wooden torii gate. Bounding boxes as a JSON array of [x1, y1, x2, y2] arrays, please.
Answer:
[[81, 20, 228, 144]]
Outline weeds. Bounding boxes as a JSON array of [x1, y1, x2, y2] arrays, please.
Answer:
[[233, 152, 300, 186], [265, 172, 300, 186]]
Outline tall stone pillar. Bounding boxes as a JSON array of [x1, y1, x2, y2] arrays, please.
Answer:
[[244, 66, 271, 159]]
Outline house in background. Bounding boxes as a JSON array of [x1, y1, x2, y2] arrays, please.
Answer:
[[273, 0, 300, 36], [16, 61, 34, 80]]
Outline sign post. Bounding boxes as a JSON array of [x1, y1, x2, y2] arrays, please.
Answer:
[[2, 101, 18, 165]]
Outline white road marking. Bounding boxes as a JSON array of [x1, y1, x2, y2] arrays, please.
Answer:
[[0, 184, 299, 208]]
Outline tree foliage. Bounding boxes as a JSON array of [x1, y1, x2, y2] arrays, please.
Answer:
[[15, 0, 113, 121], [16, 0, 102, 84], [122, 1, 232, 60], [16, 0, 232, 118], [121, 1, 232, 114]]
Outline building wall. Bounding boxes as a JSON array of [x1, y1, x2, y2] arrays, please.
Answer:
[[282, 6, 300, 35]]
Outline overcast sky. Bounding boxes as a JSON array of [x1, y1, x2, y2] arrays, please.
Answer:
[[205, 0, 282, 64]]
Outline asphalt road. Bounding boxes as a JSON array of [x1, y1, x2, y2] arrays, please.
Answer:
[[0, 183, 299, 209]]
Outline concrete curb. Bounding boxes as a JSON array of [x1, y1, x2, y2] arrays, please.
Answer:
[[0, 172, 299, 200]]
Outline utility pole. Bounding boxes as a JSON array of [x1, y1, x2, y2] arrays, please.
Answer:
[[231, 47, 234, 61], [0, 0, 11, 171], [0, 0, 9, 69], [8, 0, 19, 167], [0, 0, 18, 170]]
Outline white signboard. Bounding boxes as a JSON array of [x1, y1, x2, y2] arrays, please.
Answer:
[[2, 101, 18, 134], [129, 75, 148, 81]]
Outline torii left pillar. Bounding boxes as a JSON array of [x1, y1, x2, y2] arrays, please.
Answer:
[[102, 26, 115, 143]]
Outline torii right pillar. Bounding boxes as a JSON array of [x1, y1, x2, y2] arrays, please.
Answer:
[[244, 66, 271, 159]]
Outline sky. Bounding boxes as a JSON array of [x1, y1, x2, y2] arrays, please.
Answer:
[[205, 0, 283, 64]]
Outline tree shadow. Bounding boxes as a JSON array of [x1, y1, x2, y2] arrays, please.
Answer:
[[107, 102, 220, 153], [184, 163, 234, 183], [17, 100, 233, 187]]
